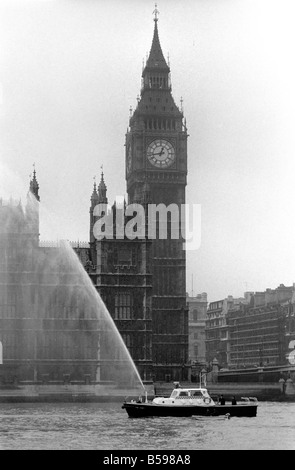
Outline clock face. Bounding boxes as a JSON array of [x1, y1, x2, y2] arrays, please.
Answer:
[[147, 139, 175, 168], [126, 145, 132, 173]]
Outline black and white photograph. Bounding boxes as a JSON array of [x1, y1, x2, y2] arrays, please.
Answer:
[[0, 0, 295, 452]]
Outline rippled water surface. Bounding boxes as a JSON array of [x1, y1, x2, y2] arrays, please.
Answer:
[[0, 401, 294, 450]]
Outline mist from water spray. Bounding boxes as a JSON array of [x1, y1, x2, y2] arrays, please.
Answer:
[[60, 238, 145, 391], [0, 168, 145, 395]]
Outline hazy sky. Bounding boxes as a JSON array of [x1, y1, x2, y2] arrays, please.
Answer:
[[1, 0, 295, 302]]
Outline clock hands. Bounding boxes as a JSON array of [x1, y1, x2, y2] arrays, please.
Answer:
[[153, 147, 165, 156]]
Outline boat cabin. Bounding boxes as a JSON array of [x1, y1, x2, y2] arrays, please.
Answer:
[[170, 388, 209, 399], [152, 387, 214, 406]]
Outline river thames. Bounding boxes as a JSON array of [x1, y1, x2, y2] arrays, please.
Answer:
[[0, 400, 294, 450]]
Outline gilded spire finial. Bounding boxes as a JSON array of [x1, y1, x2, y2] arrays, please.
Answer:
[[153, 3, 159, 22]]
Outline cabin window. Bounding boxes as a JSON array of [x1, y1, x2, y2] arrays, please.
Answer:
[[190, 390, 203, 397], [179, 391, 188, 397]]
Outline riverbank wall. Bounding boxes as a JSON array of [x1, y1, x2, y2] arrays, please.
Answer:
[[0, 379, 294, 402]]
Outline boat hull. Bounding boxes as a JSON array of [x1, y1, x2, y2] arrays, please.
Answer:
[[122, 402, 257, 418]]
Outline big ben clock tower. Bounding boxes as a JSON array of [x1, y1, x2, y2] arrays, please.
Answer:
[[126, 7, 188, 381]]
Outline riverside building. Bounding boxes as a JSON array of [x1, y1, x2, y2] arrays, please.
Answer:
[[186, 293, 208, 380], [205, 286, 295, 379]]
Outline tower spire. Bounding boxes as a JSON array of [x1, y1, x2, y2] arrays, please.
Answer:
[[98, 168, 107, 204], [145, 5, 169, 72], [139, 6, 171, 95], [29, 163, 40, 201], [90, 175, 99, 206]]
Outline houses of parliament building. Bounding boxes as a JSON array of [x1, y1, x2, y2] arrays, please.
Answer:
[[0, 12, 189, 385]]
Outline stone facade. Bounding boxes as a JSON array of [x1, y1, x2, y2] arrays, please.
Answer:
[[77, 181, 153, 381], [186, 293, 207, 379]]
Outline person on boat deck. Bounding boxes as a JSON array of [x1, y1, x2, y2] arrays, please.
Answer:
[[231, 396, 237, 405], [219, 395, 225, 405]]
